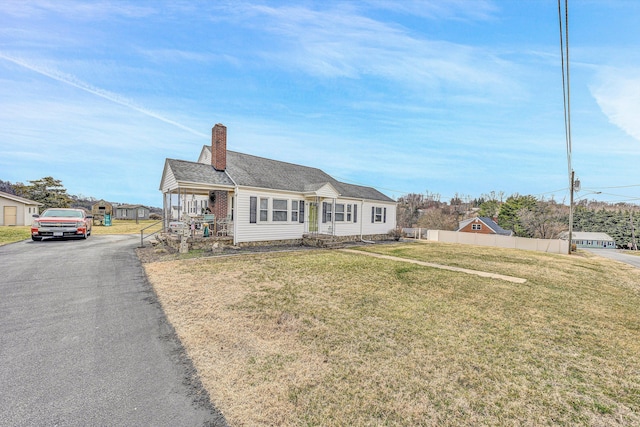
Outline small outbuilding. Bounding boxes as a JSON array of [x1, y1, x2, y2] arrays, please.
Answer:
[[91, 200, 114, 225], [0, 191, 42, 226], [114, 204, 150, 220]]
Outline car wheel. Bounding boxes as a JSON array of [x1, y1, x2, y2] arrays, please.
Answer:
[[32, 236, 42, 241]]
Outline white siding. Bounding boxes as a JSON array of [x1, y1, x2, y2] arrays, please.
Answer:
[[161, 167, 178, 192], [235, 189, 306, 243], [234, 190, 397, 243], [318, 199, 362, 236], [360, 201, 397, 235], [197, 147, 211, 164]]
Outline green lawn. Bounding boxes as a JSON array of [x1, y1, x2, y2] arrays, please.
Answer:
[[145, 241, 640, 426], [0, 226, 31, 245]]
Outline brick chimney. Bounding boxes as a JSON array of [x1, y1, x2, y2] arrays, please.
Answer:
[[211, 123, 227, 171]]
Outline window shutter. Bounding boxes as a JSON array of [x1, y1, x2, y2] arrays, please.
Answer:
[[353, 204, 357, 223], [371, 207, 375, 223], [249, 196, 257, 223], [299, 200, 305, 223], [383, 207, 387, 223], [322, 202, 327, 223]]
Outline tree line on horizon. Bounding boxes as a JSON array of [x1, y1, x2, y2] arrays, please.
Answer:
[[397, 191, 640, 250], [0, 177, 161, 214]]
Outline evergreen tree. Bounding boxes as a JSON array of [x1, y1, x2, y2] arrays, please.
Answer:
[[497, 194, 537, 237], [13, 176, 72, 210]]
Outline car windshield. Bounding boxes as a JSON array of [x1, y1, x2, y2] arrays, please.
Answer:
[[42, 209, 84, 218]]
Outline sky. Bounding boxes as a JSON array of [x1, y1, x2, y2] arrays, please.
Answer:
[[1, 0, 639, 208]]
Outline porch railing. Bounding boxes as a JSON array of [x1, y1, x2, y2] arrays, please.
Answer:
[[139, 220, 164, 248]]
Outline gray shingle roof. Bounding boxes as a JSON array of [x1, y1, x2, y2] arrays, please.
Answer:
[[226, 151, 393, 202], [167, 151, 394, 202], [166, 158, 235, 187], [476, 217, 512, 235]]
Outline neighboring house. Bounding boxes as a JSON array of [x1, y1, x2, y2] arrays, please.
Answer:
[[457, 216, 513, 236], [114, 204, 150, 220], [559, 231, 616, 249], [159, 123, 397, 245], [0, 191, 42, 226]]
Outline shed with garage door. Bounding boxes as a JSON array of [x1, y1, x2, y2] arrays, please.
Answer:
[[0, 191, 43, 226]]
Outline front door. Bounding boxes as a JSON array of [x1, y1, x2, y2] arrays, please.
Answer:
[[308, 203, 318, 233], [3, 206, 17, 226]]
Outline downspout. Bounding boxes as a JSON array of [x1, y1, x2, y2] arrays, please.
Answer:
[[232, 185, 238, 246]]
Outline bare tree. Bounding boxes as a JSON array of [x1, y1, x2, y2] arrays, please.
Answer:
[[417, 207, 459, 231], [517, 200, 567, 239]]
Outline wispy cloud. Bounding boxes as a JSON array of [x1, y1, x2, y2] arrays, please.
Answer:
[[591, 69, 640, 142], [0, 52, 208, 138], [0, 0, 156, 19], [222, 3, 518, 96], [363, 0, 499, 21]]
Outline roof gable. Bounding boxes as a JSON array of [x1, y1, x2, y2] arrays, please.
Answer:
[[161, 158, 235, 191], [197, 145, 211, 164], [304, 182, 340, 198], [0, 190, 42, 206]]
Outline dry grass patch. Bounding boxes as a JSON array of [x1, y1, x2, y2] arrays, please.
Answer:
[[144, 244, 640, 426], [91, 219, 161, 235]]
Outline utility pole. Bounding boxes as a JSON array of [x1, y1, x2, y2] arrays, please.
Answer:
[[568, 170, 575, 254], [631, 210, 638, 251]]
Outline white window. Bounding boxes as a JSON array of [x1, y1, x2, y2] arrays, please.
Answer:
[[273, 199, 288, 221], [323, 202, 332, 223], [346, 204, 352, 222], [372, 206, 385, 223], [472, 224, 482, 230], [292, 201, 299, 222], [335, 204, 345, 222], [259, 198, 268, 222]]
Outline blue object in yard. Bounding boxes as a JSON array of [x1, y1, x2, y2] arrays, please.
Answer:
[[203, 223, 210, 237], [104, 213, 112, 226]]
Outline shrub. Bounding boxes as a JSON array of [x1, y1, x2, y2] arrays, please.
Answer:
[[388, 227, 405, 241]]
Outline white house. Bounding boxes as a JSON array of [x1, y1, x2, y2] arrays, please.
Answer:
[[159, 124, 397, 245], [0, 191, 42, 226], [560, 231, 617, 249]]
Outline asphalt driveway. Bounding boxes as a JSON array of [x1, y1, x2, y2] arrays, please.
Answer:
[[0, 235, 227, 427], [585, 248, 640, 269]]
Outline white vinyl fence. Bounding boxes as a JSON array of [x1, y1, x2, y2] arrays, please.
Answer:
[[403, 229, 569, 254]]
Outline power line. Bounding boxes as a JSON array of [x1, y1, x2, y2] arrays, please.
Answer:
[[558, 0, 572, 181], [582, 184, 640, 190]]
